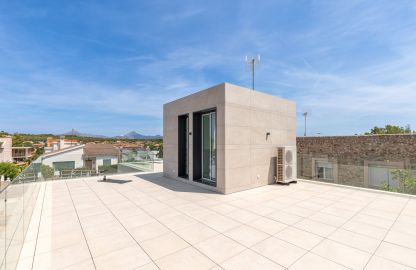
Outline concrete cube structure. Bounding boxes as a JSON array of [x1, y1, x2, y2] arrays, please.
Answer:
[[163, 83, 296, 194]]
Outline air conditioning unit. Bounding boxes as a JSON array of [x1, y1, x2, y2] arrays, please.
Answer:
[[275, 146, 297, 185]]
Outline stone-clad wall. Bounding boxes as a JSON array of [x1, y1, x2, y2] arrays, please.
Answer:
[[297, 134, 416, 187]]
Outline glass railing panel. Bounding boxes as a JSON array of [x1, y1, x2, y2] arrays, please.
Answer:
[[118, 149, 154, 173], [0, 189, 6, 270], [297, 153, 416, 196], [18, 148, 159, 182], [4, 179, 24, 270]]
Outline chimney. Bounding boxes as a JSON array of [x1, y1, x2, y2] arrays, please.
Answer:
[[59, 136, 65, 150]]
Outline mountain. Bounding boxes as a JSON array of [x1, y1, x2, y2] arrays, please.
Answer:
[[61, 129, 107, 138], [61, 130, 162, 140], [116, 131, 162, 140]]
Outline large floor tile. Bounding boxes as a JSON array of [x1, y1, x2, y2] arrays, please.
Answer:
[[174, 223, 219, 245], [342, 220, 388, 239], [294, 219, 336, 237], [251, 237, 307, 268], [129, 221, 170, 242], [275, 227, 323, 250], [32, 242, 91, 270], [375, 242, 416, 268], [247, 217, 287, 235], [226, 209, 261, 223], [87, 230, 137, 257], [200, 213, 241, 233], [35, 230, 86, 254], [365, 255, 414, 270], [141, 232, 189, 260], [267, 210, 303, 225], [195, 234, 246, 264], [221, 249, 284, 270], [224, 225, 269, 247], [94, 245, 151, 270], [155, 246, 215, 270], [312, 239, 372, 270], [328, 228, 381, 253], [384, 230, 416, 250], [158, 213, 198, 231], [289, 253, 349, 270]]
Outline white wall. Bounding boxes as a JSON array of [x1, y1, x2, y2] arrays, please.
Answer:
[[41, 148, 84, 169], [95, 156, 119, 170], [0, 137, 13, 162]]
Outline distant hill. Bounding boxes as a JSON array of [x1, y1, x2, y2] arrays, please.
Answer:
[[61, 129, 108, 138], [61, 130, 162, 140], [115, 131, 162, 140]]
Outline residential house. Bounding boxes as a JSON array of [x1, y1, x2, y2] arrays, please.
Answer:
[[0, 136, 12, 162], [83, 143, 120, 171]]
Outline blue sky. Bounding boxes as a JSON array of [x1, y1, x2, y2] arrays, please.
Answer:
[[1, 1, 416, 136]]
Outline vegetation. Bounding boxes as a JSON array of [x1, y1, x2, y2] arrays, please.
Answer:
[[0, 162, 22, 179], [157, 144, 163, 158], [381, 169, 416, 195], [40, 165, 54, 179], [365, 124, 413, 135], [98, 164, 118, 174]]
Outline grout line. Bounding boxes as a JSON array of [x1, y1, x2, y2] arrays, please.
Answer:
[[30, 182, 47, 270], [362, 197, 411, 269], [285, 187, 380, 269], [91, 178, 221, 269], [120, 176, 306, 269], [82, 179, 163, 270], [35, 175, 414, 270], [135, 175, 364, 268], [64, 180, 97, 270]]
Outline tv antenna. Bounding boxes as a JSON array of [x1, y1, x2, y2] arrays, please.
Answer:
[[245, 55, 260, 90], [301, 107, 312, 137]]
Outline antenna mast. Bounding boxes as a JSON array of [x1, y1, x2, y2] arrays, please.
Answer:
[[245, 55, 260, 90], [303, 112, 308, 137]]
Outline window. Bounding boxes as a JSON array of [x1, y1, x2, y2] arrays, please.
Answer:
[[103, 159, 111, 166], [315, 161, 334, 180], [52, 161, 75, 171], [368, 165, 398, 189]]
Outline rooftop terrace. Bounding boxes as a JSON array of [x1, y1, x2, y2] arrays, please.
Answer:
[[14, 172, 416, 270]]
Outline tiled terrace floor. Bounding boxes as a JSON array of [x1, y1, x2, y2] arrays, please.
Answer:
[[17, 173, 416, 270]]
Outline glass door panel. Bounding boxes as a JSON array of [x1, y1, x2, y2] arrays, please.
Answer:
[[201, 112, 216, 185], [202, 114, 211, 179], [211, 112, 216, 181]]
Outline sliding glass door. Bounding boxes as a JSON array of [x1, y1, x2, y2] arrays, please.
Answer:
[[202, 112, 216, 184]]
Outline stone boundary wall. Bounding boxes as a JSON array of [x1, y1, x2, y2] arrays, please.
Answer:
[[296, 134, 416, 187]]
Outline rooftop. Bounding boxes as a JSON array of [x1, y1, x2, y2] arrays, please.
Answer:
[[16, 172, 416, 270], [84, 143, 120, 157]]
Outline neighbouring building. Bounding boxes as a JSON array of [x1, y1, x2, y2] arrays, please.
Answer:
[[35, 143, 120, 176], [163, 83, 296, 194], [39, 145, 85, 173], [297, 134, 416, 189], [0, 136, 12, 162], [44, 136, 80, 154], [83, 143, 120, 171], [11, 146, 34, 162], [0, 137, 35, 163]]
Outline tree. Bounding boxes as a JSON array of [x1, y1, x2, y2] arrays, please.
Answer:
[[0, 162, 21, 179], [365, 124, 413, 135], [12, 134, 25, 146]]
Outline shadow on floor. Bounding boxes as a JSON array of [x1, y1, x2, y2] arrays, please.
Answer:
[[132, 172, 218, 194], [97, 179, 133, 184]]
